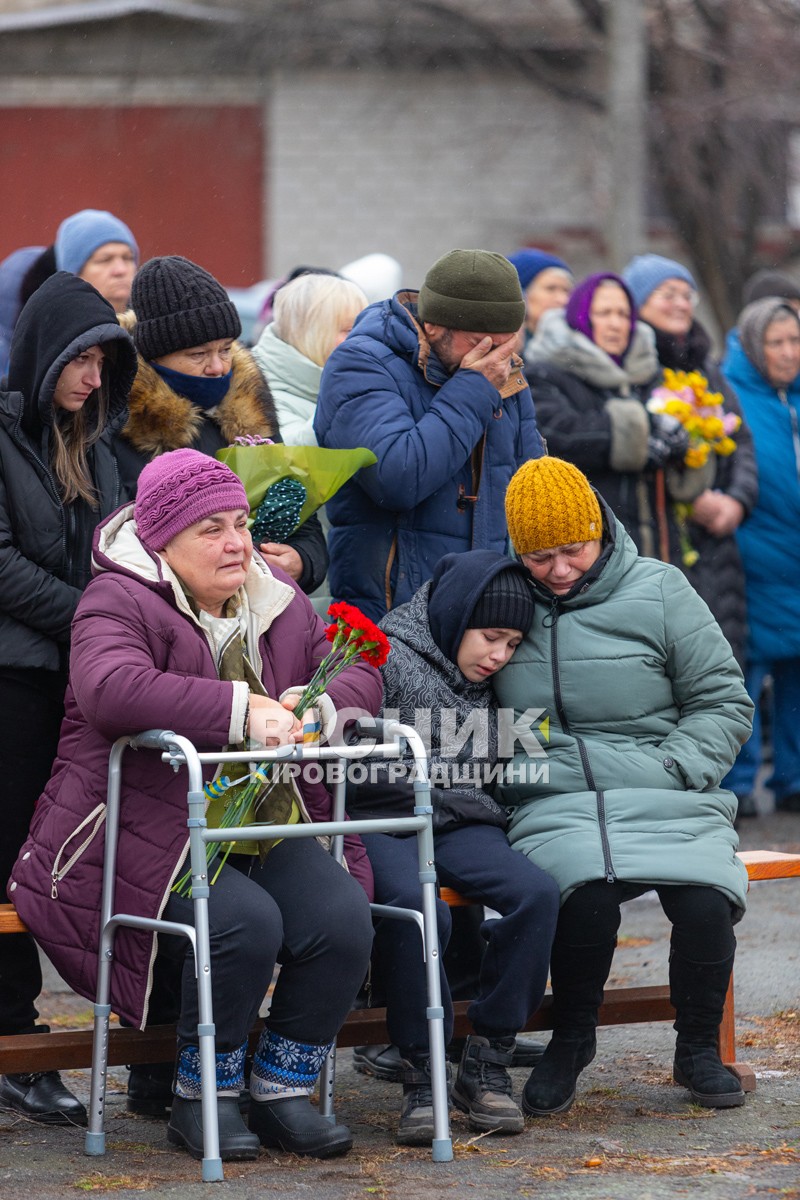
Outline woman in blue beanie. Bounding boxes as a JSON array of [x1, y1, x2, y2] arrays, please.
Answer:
[[55, 208, 139, 313], [507, 248, 573, 355], [622, 254, 757, 702]]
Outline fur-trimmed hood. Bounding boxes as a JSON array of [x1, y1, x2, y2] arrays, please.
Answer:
[[117, 309, 280, 457]]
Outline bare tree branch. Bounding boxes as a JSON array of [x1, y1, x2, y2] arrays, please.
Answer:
[[409, 0, 605, 109], [571, 0, 607, 34]]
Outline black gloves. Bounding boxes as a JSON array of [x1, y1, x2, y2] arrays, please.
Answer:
[[646, 412, 689, 469]]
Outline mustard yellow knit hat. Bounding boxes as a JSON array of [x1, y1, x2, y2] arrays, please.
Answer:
[[505, 457, 602, 554]]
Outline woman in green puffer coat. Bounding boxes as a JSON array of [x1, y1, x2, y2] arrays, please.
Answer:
[[495, 456, 753, 1118]]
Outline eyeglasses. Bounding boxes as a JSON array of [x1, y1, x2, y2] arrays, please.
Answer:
[[650, 286, 699, 309]]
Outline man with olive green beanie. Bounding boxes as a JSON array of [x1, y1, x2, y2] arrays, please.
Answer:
[[314, 249, 544, 620]]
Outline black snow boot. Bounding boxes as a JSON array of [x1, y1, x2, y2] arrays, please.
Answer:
[[670, 951, 745, 1109], [522, 938, 616, 1117]]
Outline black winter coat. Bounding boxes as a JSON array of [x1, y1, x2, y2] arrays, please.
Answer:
[[644, 323, 758, 667], [0, 273, 138, 670], [525, 308, 697, 564]]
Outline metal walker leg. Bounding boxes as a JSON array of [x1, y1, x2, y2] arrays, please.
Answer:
[[84, 721, 453, 1180], [84, 733, 224, 1183]]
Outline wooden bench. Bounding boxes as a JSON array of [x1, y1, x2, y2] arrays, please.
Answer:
[[0, 849, 797, 1088]]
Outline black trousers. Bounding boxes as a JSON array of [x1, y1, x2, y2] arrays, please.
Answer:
[[363, 823, 560, 1055], [556, 879, 736, 962], [161, 836, 374, 1052], [0, 667, 67, 1036]]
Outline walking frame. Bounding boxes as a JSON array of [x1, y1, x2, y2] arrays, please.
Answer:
[[83, 717, 453, 1182]]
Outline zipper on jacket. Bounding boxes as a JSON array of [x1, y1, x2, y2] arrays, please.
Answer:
[[50, 804, 106, 898], [65, 504, 77, 587], [547, 599, 617, 883], [778, 389, 800, 483], [12, 412, 68, 560], [110, 451, 121, 509]]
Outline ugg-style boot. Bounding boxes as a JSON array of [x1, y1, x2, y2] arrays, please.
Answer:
[[522, 938, 616, 1117], [167, 1043, 259, 1161], [670, 952, 745, 1109], [168, 1096, 259, 1161], [451, 1035, 523, 1134], [247, 1028, 352, 1157]]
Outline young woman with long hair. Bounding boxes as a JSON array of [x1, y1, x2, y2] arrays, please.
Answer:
[[0, 271, 137, 1124]]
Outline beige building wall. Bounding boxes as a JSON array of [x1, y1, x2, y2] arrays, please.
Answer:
[[268, 71, 606, 285]]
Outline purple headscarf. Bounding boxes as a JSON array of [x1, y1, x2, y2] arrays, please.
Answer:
[[565, 272, 636, 365]]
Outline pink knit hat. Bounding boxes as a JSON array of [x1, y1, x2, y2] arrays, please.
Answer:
[[135, 448, 248, 552]]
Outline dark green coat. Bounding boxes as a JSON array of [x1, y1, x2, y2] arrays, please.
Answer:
[[493, 511, 753, 917]]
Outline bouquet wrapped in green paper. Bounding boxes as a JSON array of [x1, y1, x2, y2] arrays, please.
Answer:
[[216, 436, 376, 542]]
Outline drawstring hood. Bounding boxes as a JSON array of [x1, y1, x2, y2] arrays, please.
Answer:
[[6, 272, 136, 439]]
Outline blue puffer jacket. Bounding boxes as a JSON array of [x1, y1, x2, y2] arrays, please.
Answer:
[[314, 291, 543, 620], [723, 328, 800, 661]]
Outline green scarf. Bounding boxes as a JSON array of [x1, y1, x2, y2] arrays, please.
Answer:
[[195, 592, 300, 857]]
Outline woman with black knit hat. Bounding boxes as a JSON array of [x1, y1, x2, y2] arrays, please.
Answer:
[[114, 255, 328, 595], [346, 550, 560, 1145], [497, 456, 753, 1118], [0, 271, 138, 1125]]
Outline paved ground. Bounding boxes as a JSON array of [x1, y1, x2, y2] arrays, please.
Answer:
[[0, 808, 797, 1199]]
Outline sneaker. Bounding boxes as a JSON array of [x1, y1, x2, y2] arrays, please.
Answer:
[[397, 1057, 436, 1146], [448, 1034, 547, 1068], [451, 1035, 523, 1134]]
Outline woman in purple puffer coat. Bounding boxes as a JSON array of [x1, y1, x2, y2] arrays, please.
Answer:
[[11, 449, 379, 1164]]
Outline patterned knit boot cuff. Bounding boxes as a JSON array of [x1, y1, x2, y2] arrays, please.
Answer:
[[175, 1040, 247, 1099], [249, 1027, 333, 1102]]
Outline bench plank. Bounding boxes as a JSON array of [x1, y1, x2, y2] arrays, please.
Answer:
[[0, 904, 27, 934], [737, 850, 800, 881], [0, 850, 795, 1084]]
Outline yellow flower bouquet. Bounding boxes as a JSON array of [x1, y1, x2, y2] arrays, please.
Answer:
[[646, 369, 740, 468], [646, 370, 741, 568]]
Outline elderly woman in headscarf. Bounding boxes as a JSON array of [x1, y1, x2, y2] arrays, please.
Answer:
[[524, 271, 710, 563], [721, 298, 800, 816]]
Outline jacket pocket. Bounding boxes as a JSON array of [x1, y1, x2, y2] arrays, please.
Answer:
[[50, 804, 106, 898]]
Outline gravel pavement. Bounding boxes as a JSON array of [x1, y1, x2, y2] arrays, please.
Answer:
[[0, 808, 797, 1199]]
